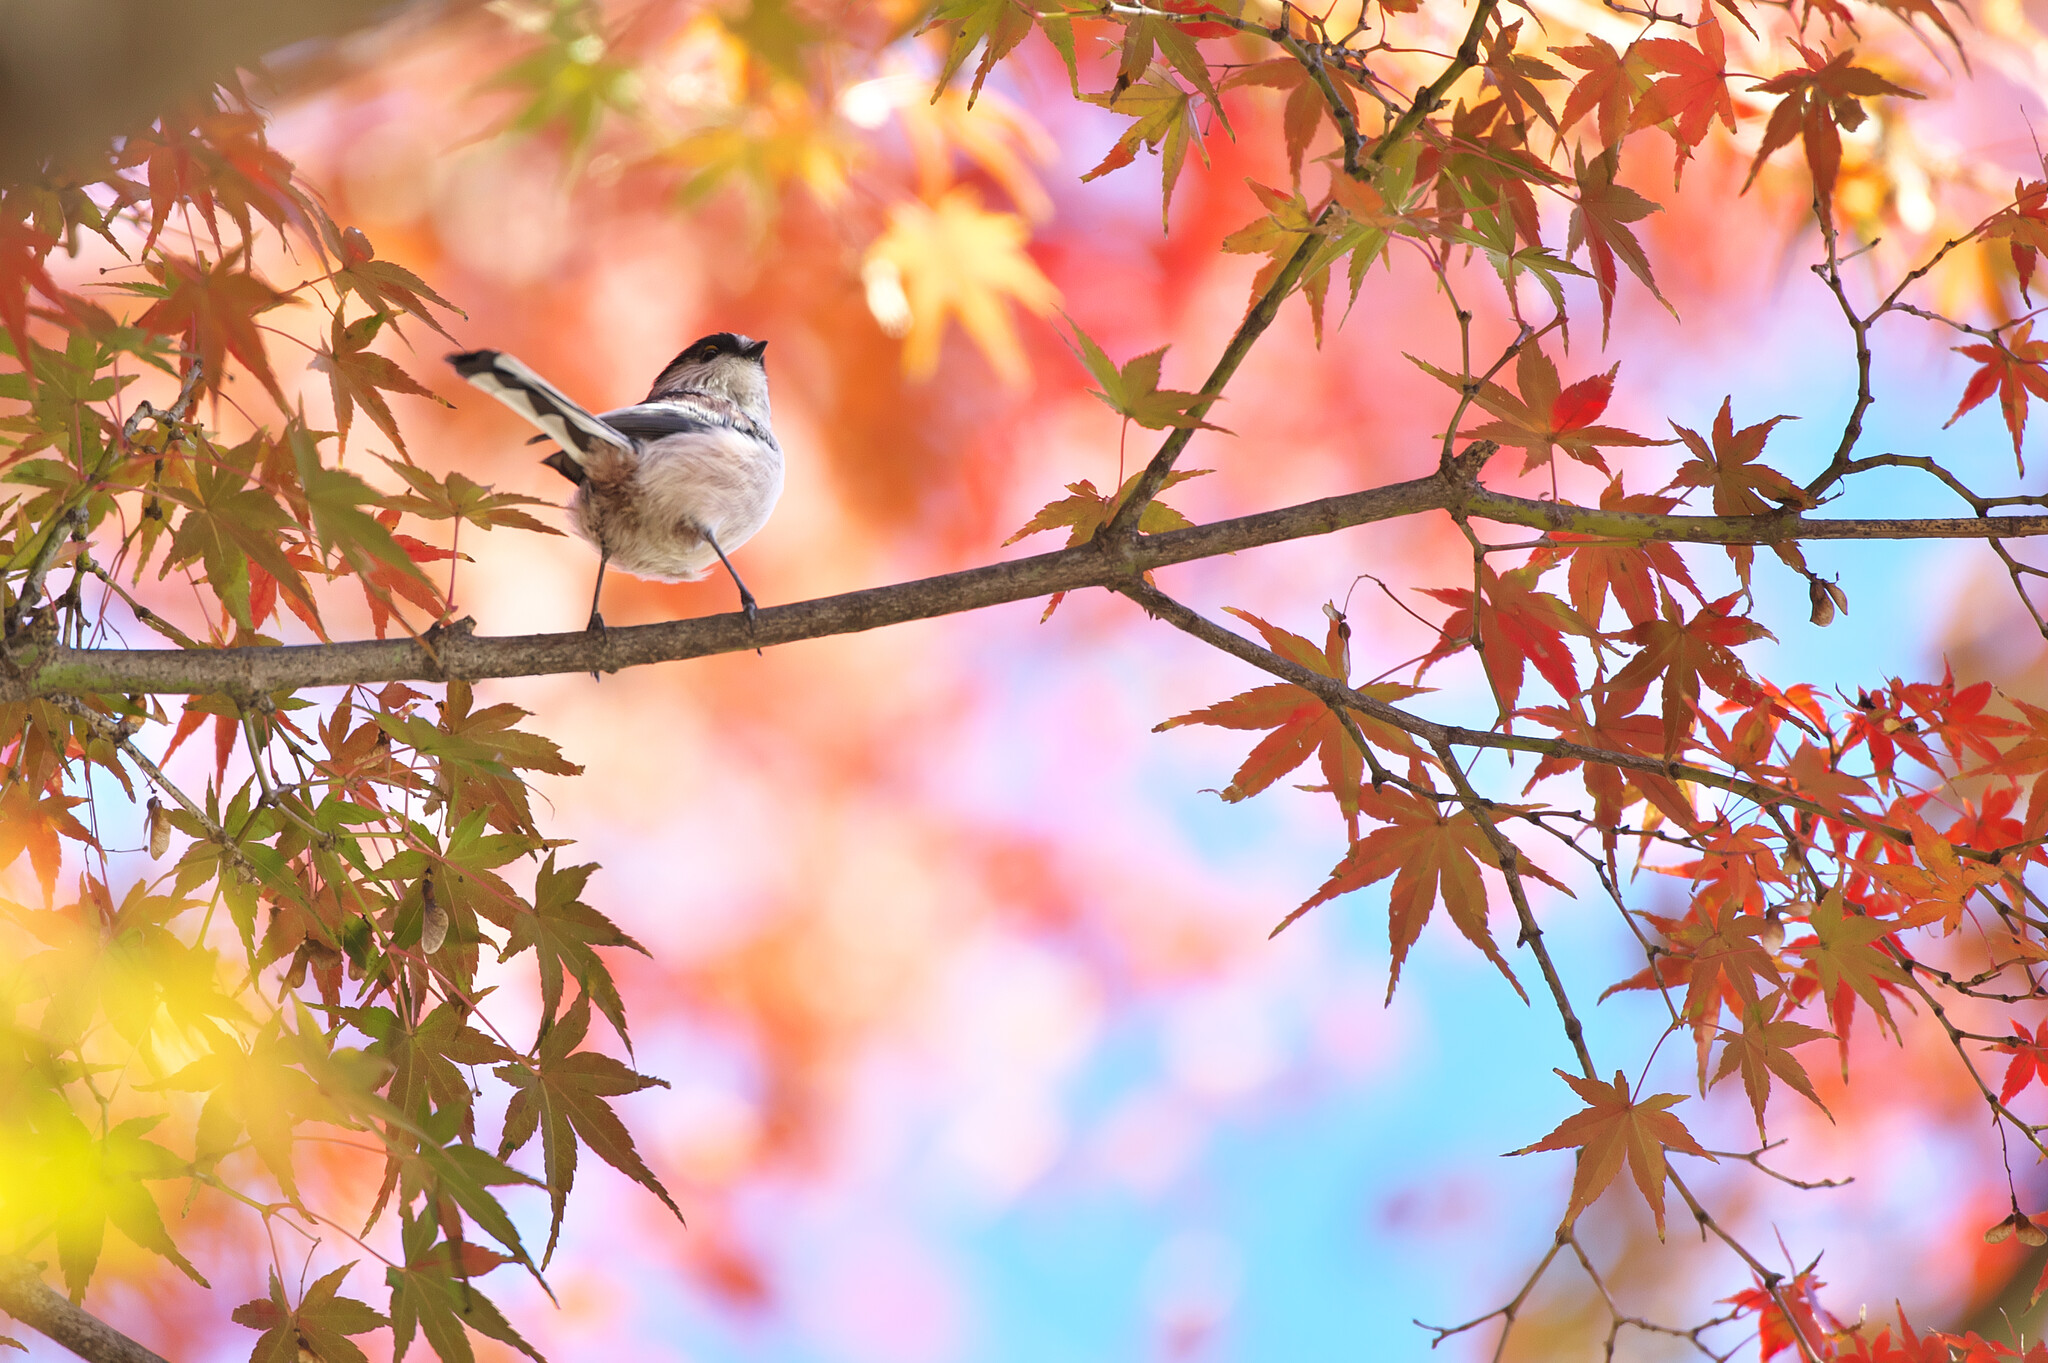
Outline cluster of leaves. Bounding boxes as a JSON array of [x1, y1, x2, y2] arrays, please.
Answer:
[[955, 0, 2048, 1355], [0, 89, 681, 1363], [4, 0, 2048, 1360]]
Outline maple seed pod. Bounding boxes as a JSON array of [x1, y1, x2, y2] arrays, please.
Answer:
[[1808, 578, 1838, 627], [1760, 911, 1786, 954], [1988, 1212, 2023, 1243], [420, 875, 449, 954], [2021, 1213, 2048, 1247], [146, 797, 170, 859]]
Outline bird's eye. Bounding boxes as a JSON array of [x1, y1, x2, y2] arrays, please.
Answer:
[[698, 345, 718, 360]]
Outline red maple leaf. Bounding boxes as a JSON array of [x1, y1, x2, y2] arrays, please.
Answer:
[[1628, 16, 1736, 179], [1743, 44, 1921, 216], [1532, 476, 1702, 627], [1990, 1019, 2048, 1103], [1416, 345, 1671, 475], [1418, 562, 1595, 716], [1567, 149, 1670, 342], [1944, 322, 2048, 473], [1553, 36, 1637, 150], [134, 248, 296, 406], [1607, 592, 1773, 755], [1280, 783, 1545, 1000]]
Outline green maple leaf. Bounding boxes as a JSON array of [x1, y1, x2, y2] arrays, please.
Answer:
[[388, 1212, 543, 1363], [1002, 466, 1210, 620], [1064, 321, 1228, 432], [497, 992, 678, 1264], [378, 455, 562, 536], [1082, 70, 1209, 229], [157, 437, 312, 631], [498, 854, 645, 1044], [233, 1265, 389, 1363], [1795, 887, 1906, 1037]]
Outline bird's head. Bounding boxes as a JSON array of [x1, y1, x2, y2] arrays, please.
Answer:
[[648, 332, 770, 419]]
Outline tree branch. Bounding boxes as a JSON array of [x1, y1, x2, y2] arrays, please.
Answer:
[[0, 1259, 171, 1363], [13, 460, 2048, 697]]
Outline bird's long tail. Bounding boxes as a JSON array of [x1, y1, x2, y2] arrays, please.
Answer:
[[447, 351, 633, 468]]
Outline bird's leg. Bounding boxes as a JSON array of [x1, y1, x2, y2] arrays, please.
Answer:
[[586, 544, 611, 634], [697, 525, 759, 628]]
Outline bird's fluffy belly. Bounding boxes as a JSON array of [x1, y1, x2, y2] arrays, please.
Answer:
[[569, 427, 784, 581]]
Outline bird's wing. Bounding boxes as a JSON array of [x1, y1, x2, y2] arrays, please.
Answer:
[[592, 398, 736, 443], [447, 350, 633, 464]]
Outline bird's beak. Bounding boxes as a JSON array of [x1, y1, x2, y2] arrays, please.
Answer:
[[744, 338, 768, 361]]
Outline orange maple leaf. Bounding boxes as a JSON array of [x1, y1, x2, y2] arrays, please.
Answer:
[[1510, 1068, 1713, 1237], [1156, 607, 1424, 839]]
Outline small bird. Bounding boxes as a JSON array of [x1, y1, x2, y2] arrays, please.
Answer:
[[447, 333, 783, 632]]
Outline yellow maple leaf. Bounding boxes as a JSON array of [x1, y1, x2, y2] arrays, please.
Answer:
[[865, 187, 1059, 384]]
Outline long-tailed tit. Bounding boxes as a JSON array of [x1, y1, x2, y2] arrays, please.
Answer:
[[448, 333, 782, 631]]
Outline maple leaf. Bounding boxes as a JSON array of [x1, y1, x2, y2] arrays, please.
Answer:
[[865, 187, 1059, 383], [1870, 814, 2006, 933], [158, 440, 316, 632], [1510, 1068, 1713, 1237], [1986, 180, 2048, 300], [1553, 37, 1640, 152], [1003, 467, 1210, 618], [1538, 477, 1702, 627], [1283, 783, 1554, 999], [1063, 321, 1227, 432], [358, 1002, 514, 1149], [132, 248, 297, 406], [1627, 17, 1735, 181], [1989, 1019, 2048, 1104], [1418, 562, 1595, 715], [498, 854, 644, 1044], [1478, 20, 1564, 134], [1607, 592, 1772, 755], [0, 212, 74, 364], [1222, 179, 1337, 336], [1522, 690, 1697, 834], [311, 311, 450, 453], [1110, 6, 1227, 111], [152, 1017, 350, 1196], [378, 456, 562, 536], [1943, 322, 2048, 473], [1224, 57, 1360, 182], [1668, 396, 1813, 584], [16, 1106, 209, 1296], [926, 0, 1038, 105], [1567, 149, 1670, 342], [1081, 70, 1209, 230], [1711, 993, 1833, 1137], [1725, 1270, 1843, 1363], [1415, 345, 1670, 474], [1670, 909, 1784, 1030], [0, 776, 96, 900], [233, 1265, 389, 1363], [1743, 45, 1922, 218], [497, 992, 679, 1263], [1156, 607, 1425, 840], [323, 221, 463, 340], [387, 1210, 543, 1363]]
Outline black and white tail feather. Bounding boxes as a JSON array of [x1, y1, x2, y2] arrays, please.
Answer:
[[447, 334, 782, 643]]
